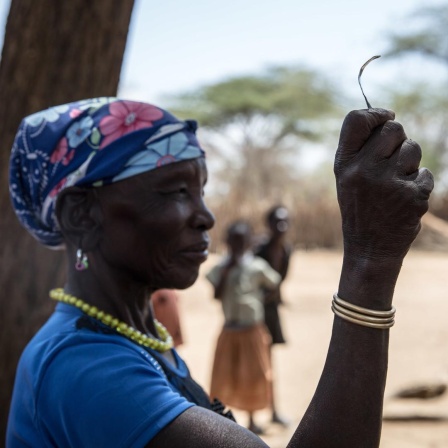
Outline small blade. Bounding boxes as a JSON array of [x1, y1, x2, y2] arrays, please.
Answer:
[[358, 55, 381, 109]]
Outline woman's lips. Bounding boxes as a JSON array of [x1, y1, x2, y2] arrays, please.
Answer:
[[179, 242, 209, 262]]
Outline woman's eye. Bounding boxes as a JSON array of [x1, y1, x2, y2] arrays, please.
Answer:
[[161, 187, 188, 196], [173, 187, 188, 196]]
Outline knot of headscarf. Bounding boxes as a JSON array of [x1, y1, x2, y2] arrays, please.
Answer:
[[9, 97, 205, 248]]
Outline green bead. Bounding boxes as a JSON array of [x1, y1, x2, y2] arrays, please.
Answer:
[[48, 289, 173, 352], [88, 306, 98, 317]]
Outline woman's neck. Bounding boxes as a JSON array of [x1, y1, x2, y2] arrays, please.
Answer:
[[63, 253, 156, 335]]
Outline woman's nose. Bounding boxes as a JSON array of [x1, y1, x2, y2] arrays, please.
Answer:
[[192, 199, 215, 231]]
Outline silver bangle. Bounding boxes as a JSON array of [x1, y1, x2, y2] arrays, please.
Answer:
[[332, 305, 395, 329], [333, 293, 396, 318], [332, 293, 396, 330], [332, 301, 395, 324]]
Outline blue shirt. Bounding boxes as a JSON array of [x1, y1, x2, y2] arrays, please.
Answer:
[[7, 303, 195, 447]]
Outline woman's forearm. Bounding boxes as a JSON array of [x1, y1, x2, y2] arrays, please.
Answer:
[[288, 255, 403, 447]]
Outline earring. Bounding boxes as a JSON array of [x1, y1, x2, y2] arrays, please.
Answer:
[[75, 248, 89, 271]]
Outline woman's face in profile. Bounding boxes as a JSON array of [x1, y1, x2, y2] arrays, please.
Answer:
[[95, 158, 215, 289]]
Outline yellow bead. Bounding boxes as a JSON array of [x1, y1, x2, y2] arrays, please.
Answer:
[[49, 289, 173, 352], [87, 306, 98, 317]]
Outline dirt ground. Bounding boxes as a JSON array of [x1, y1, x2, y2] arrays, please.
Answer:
[[176, 249, 448, 448]]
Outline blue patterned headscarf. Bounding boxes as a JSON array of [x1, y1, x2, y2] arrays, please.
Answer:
[[9, 97, 205, 248]]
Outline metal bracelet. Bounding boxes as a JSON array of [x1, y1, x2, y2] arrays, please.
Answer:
[[333, 293, 396, 318], [332, 300, 395, 324], [332, 305, 395, 329]]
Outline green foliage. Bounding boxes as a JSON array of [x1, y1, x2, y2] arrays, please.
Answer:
[[165, 65, 344, 205], [385, 5, 448, 65], [385, 81, 448, 183], [168, 65, 341, 133], [383, 4, 448, 192]]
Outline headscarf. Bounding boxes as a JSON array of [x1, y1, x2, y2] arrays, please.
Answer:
[[9, 97, 205, 248]]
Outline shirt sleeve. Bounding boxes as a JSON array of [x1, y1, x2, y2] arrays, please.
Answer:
[[256, 257, 282, 288], [37, 335, 194, 448]]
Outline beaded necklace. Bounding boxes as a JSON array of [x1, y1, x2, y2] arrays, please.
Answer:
[[50, 288, 173, 353]]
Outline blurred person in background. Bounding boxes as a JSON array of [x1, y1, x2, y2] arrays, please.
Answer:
[[206, 220, 281, 434], [255, 204, 292, 426], [149, 289, 184, 347]]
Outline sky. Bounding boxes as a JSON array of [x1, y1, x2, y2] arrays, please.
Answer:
[[118, 0, 447, 104], [1, 0, 446, 104], [0, 0, 447, 171]]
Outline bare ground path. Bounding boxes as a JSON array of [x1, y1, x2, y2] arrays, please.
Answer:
[[177, 249, 448, 448]]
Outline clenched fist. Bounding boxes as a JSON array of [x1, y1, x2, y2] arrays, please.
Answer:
[[334, 108, 434, 262]]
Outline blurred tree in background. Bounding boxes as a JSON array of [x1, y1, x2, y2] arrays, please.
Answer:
[[0, 0, 134, 438], [387, 82, 448, 187], [385, 4, 448, 65], [384, 3, 448, 220], [170, 66, 342, 201], [167, 67, 344, 247]]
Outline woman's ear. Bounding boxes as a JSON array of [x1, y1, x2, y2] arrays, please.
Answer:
[[55, 186, 102, 251]]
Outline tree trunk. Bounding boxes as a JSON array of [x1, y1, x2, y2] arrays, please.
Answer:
[[0, 0, 135, 439]]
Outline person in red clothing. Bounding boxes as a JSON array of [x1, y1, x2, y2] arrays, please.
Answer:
[[150, 289, 184, 347]]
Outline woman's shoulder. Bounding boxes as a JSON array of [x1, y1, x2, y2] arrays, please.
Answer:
[[21, 305, 174, 393]]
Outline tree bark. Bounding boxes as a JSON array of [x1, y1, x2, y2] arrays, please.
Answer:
[[0, 0, 135, 439]]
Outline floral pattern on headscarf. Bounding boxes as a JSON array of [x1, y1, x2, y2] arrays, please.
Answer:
[[9, 98, 205, 248]]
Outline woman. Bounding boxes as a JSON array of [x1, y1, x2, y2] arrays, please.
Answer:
[[7, 98, 433, 447]]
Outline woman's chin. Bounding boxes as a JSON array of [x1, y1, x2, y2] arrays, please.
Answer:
[[155, 270, 200, 291]]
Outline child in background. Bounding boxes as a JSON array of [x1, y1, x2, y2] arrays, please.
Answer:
[[206, 220, 281, 434]]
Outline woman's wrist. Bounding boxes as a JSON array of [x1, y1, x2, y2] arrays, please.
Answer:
[[338, 252, 404, 310]]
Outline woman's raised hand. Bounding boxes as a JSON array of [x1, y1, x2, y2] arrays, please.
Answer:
[[334, 108, 434, 263]]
